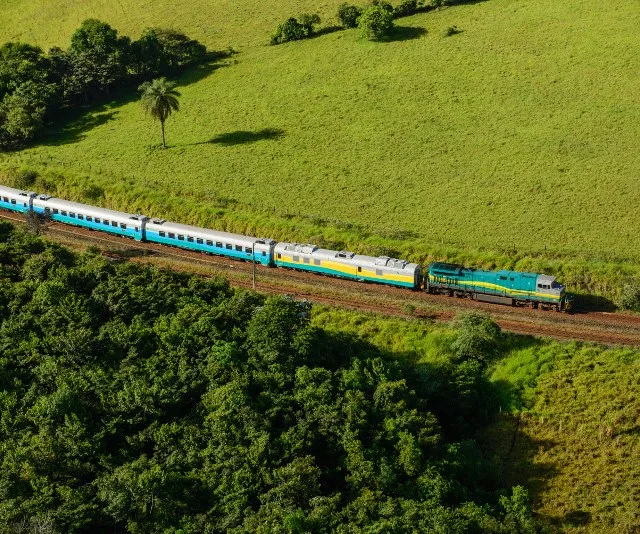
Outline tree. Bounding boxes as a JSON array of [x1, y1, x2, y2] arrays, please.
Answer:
[[66, 19, 131, 102], [337, 3, 363, 28], [358, 4, 395, 41], [138, 77, 180, 148]]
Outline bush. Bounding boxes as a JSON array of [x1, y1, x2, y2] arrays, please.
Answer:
[[393, 0, 419, 17], [620, 284, 640, 311], [337, 3, 363, 28], [444, 25, 461, 36], [358, 4, 395, 41], [271, 14, 321, 45]]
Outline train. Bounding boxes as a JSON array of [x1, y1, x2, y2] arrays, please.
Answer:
[[0, 184, 573, 311]]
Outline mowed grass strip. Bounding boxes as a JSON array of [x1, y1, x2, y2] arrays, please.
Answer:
[[1, 0, 639, 299]]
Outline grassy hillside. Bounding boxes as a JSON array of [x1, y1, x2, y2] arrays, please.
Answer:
[[314, 308, 640, 532], [1, 0, 639, 303]]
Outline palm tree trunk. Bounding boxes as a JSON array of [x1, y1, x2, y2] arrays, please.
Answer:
[[161, 120, 166, 148]]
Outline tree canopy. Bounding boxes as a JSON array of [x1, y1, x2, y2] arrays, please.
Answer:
[[0, 223, 539, 532]]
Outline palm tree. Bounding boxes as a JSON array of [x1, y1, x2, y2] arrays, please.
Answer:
[[138, 77, 180, 148]]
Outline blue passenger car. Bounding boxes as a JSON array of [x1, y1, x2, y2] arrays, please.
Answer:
[[0, 185, 35, 214], [31, 195, 147, 241], [145, 219, 276, 265]]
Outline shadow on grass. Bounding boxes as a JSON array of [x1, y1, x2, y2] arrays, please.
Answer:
[[35, 54, 234, 148], [206, 128, 285, 146], [385, 26, 428, 42], [572, 292, 617, 312], [313, 25, 344, 38]]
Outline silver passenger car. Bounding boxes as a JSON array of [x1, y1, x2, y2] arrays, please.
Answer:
[[31, 195, 147, 240], [273, 242, 421, 288], [145, 218, 276, 265]]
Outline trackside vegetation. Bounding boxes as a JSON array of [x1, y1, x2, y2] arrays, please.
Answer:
[[0, 222, 545, 532]]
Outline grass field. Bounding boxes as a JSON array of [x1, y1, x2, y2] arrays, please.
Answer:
[[1, 0, 639, 303], [313, 307, 640, 532]]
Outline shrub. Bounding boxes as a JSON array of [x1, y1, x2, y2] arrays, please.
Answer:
[[444, 25, 461, 36], [270, 14, 321, 45], [393, 0, 419, 17], [337, 3, 363, 28], [358, 4, 395, 41], [13, 169, 38, 189], [620, 284, 640, 311]]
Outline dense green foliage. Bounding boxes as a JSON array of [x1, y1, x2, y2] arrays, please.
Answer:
[[0, 20, 205, 149], [0, 223, 540, 532], [358, 3, 395, 40], [337, 3, 363, 28], [271, 14, 321, 45]]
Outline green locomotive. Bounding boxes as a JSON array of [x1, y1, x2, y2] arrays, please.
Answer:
[[425, 262, 573, 311]]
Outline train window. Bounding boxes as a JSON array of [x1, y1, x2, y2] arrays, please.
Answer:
[[314, 259, 321, 266], [10, 199, 16, 205], [245, 247, 252, 253], [168, 233, 175, 239], [357, 266, 362, 272], [376, 269, 383, 275], [86, 215, 92, 222], [78, 214, 84, 220], [537, 284, 542, 288], [262, 251, 266, 257], [196, 238, 203, 244], [303, 257, 310, 264], [112, 221, 118, 227], [23, 203, 27, 207], [216, 241, 222, 248], [207, 240, 213, 246], [103, 220, 110, 226], [120, 223, 127, 229], [159, 231, 166, 237], [135, 227, 139, 232], [277, 253, 282, 259], [187, 237, 194, 243], [499, 276, 507, 280], [61, 210, 67, 216], [53, 208, 59, 214], [293, 255, 299, 262], [510, 277, 514, 281], [2, 197, 7, 202], [226, 244, 232, 250], [69, 212, 75, 218], [178, 235, 184, 241], [235, 245, 242, 252]]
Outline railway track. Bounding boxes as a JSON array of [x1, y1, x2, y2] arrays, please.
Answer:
[[2, 211, 639, 347]]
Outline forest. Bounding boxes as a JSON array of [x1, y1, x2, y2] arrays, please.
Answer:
[[0, 222, 539, 532]]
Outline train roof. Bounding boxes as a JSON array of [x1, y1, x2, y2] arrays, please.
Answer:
[[0, 184, 36, 197], [32, 195, 146, 222], [275, 242, 419, 272], [145, 218, 275, 245]]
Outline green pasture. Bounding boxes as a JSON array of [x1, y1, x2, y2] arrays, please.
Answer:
[[1, 0, 639, 303]]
